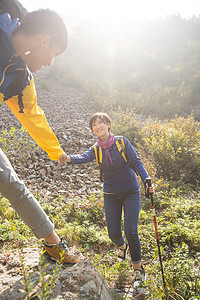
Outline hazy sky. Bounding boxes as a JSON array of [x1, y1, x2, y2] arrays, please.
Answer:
[[20, 0, 200, 23]]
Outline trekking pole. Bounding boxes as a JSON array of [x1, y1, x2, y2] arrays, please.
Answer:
[[145, 178, 168, 296]]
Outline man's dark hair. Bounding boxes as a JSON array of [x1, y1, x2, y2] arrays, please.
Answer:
[[15, 9, 68, 52]]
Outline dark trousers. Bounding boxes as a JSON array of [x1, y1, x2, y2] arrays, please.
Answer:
[[104, 189, 141, 263]]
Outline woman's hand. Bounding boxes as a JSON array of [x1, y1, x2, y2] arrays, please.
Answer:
[[149, 185, 154, 194], [146, 183, 155, 194], [66, 155, 72, 163], [59, 152, 67, 165], [58, 152, 71, 165]]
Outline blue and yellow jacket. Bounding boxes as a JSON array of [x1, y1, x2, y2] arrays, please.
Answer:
[[0, 13, 63, 160], [70, 137, 149, 194]]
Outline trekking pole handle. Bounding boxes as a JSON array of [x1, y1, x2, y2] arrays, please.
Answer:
[[145, 177, 152, 198]]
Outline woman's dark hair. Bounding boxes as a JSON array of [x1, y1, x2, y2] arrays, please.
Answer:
[[15, 9, 68, 52], [89, 112, 111, 132]]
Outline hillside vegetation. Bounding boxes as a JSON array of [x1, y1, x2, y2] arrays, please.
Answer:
[[0, 108, 199, 299], [49, 15, 200, 120], [0, 15, 200, 300]]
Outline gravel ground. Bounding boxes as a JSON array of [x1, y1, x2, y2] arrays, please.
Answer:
[[0, 68, 102, 201]]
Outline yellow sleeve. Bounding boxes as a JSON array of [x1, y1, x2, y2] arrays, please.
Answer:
[[6, 77, 63, 161]]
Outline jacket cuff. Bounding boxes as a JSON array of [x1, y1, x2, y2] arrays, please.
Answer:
[[48, 148, 63, 161]]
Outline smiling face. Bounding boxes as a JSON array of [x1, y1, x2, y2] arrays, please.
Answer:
[[92, 117, 111, 140]]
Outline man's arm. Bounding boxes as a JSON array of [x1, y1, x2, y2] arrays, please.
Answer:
[[6, 79, 64, 161], [0, 0, 28, 21]]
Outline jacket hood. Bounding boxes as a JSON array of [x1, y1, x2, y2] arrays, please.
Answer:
[[0, 13, 19, 37], [0, 13, 21, 67], [0, 13, 32, 102]]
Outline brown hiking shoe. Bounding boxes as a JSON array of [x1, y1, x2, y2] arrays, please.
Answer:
[[44, 238, 81, 264]]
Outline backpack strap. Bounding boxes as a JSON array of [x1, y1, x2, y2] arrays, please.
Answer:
[[115, 136, 138, 175], [94, 144, 103, 181], [18, 92, 24, 113], [94, 145, 98, 166], [115, 137, 128, 163], [94, 144, 102, 166]]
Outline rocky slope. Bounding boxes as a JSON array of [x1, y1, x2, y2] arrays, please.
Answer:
[[0, 69, 102, 201], [0, 69, 117, 300]]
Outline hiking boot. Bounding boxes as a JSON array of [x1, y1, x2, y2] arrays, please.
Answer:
[[132, 265, 146, 297], [44, 237, 81, 264], [118, 242, 129, 260]]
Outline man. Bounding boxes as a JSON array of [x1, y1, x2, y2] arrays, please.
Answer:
[[0, 0, 80, 264]]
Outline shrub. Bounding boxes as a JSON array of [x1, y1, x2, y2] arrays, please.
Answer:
[[110, 108, 200, 186], [140, 115, 200, 185]]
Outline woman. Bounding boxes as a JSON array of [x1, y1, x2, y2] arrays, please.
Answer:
[[66, 112, 154, 289], [0, 4, 80, 263]]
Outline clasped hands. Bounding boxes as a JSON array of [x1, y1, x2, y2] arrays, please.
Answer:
[[58, 152, 71, 165]]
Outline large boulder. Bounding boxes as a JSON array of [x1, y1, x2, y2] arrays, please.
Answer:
[[0, 248, 113, 300]]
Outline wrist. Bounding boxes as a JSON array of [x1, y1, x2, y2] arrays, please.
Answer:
[[67, 155, 72, 162]]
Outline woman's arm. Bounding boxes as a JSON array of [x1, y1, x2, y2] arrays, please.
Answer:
[[67, 146, 96, 164], [123, 137, 149, 182]]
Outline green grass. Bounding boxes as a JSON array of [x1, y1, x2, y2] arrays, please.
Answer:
[[1, 188, 200, 299], [0, 124, 200, 299]]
